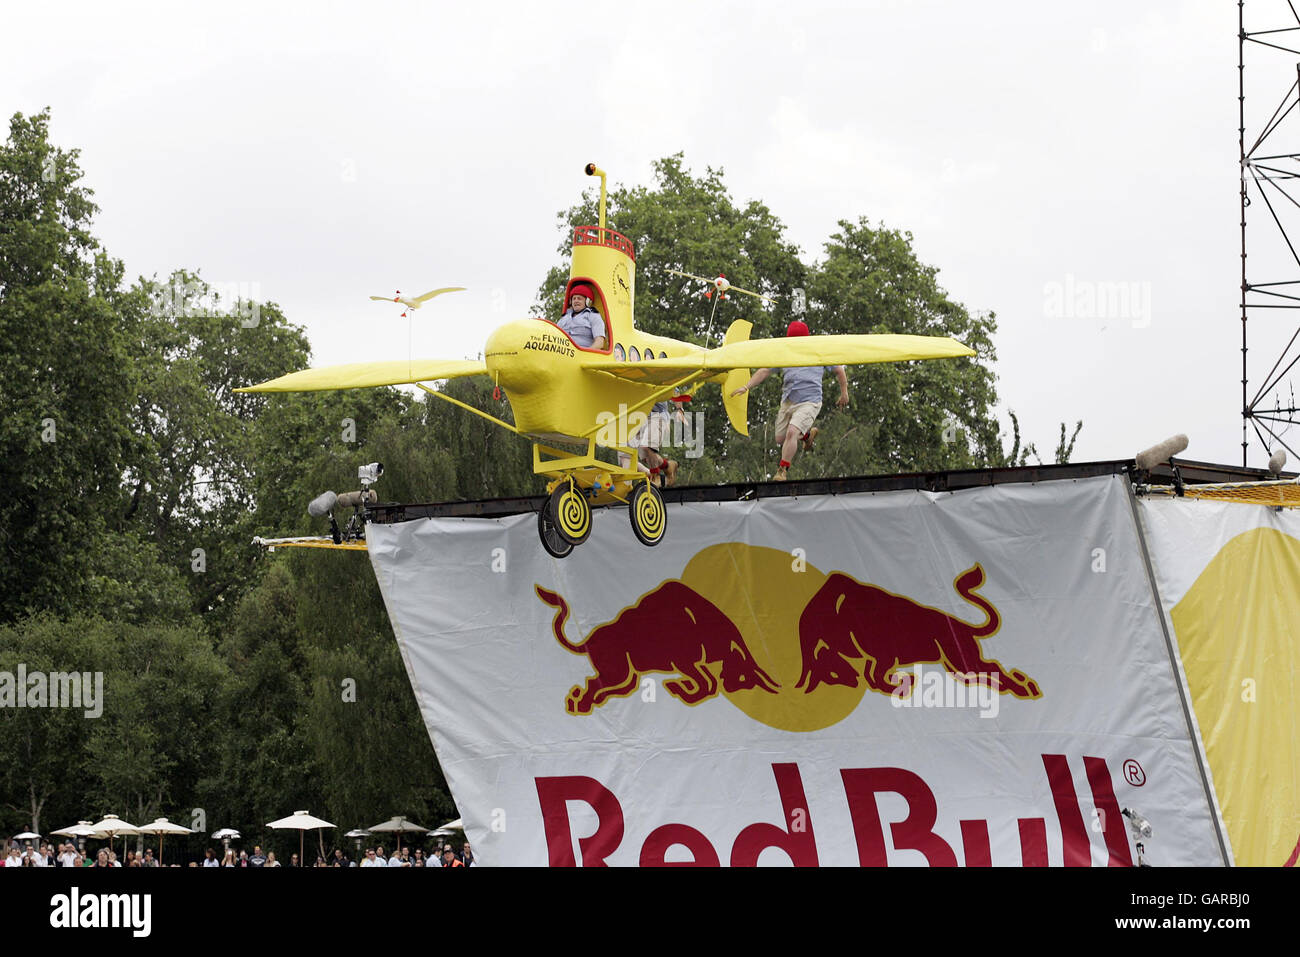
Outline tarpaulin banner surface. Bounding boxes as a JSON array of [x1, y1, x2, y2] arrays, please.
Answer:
[[368, 475, 1225, 866], [1139, 497, 1300, 867]]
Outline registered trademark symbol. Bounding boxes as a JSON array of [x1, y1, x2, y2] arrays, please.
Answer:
[[1123, 759, 1145, 787]]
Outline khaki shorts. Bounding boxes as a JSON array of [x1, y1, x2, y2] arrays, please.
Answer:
[[776, 400, 821, 442], [619, 411, 671, 469], [629, 411, 671, 449]]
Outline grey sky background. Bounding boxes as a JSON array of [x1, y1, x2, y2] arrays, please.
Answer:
[[6, 1, 1296, 470]]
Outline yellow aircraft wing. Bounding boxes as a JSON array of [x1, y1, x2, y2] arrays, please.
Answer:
[[702, 333, 975, 368], [235, 359, 488, 393], [587, 333, 974, 381], [585, 332, 974, 435]]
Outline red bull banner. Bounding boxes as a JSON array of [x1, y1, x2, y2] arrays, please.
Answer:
[[1138, 497, 1300, 867], [368, 475, 1227, 865]]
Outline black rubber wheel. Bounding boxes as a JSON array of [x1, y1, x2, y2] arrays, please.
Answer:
[[628, 481, 667, 547], [538, 505, 574, 558], [546, 481, 592, 546]]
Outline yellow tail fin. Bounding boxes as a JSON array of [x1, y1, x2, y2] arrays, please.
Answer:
[[720, 319, 753, 436]]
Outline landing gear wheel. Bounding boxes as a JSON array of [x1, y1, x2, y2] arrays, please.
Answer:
[[538, 505, 574, 559], [628, 481, 667, 547], [547, 481, 592, 546]]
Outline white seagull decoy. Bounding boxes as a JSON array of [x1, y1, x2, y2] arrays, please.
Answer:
[[369, 286, 466, 316]]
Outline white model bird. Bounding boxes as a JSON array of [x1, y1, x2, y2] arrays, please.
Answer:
[[370, 286, 466, 317]]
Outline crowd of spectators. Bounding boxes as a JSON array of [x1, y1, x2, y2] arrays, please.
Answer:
[[3, 838, 475, 867], [1, 842, 162, 867]]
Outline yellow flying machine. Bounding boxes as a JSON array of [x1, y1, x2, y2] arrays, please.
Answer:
[[238, 163, 976, 558]]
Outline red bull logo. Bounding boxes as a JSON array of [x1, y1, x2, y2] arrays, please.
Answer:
[[535, 754, 1133, 866], [536, 543, 1041, 730], [536, 582, 780, 714], [797, 564, 1041, 700]]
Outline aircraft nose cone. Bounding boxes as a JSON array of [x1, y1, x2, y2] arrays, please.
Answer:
[[485, 319, 562, 387]]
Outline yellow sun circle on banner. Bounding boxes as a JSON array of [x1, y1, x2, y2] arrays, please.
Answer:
[[680, 543, 866, 732]]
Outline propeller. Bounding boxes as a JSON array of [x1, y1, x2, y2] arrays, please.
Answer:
[[666, 269, 779, 304]]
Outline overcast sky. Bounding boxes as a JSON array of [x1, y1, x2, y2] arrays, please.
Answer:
[[7, 0, 1299, 470]]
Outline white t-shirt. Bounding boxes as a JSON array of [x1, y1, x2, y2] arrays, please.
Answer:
[[388, 855, 405, 868], [58, 852, 77, 868]]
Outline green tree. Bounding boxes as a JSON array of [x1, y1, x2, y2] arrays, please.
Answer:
[[0, 110, 138, 622], [288, 535, 455, 834], [0, 614, 98, 835], [993, 411, 1084, 467], [196, 561, 316, 843], [87, 620, 227, 837], [411, 376, 535, 500], [806, 219, 1002, 472], [120, 271, 318, 627]]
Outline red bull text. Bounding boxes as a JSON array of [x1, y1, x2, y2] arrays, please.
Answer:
[[535, 756, 1134, 867]]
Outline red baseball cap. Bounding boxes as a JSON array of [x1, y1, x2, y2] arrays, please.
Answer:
[[569, 284, 594, 300], [787, 320, 810, 337]]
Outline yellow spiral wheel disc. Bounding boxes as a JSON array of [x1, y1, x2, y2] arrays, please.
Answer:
[[629, 482, 667, 546], [549, 484, 591, 546]]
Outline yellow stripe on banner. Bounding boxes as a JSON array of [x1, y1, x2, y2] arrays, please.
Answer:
[[1170, 528, 1300, 866]]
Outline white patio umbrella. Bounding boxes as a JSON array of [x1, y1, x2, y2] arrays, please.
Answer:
[[367, 816, 429, 853], [266, 810, 334, 864], [51, 822, 97, 838], [52, 821, 98, 857], [433, 818, 463, 838], [137, 818, 192, 865], [89, 815, 139, 862]]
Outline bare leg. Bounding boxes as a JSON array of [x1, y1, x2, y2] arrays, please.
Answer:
[[777, 427, 800, 477]]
